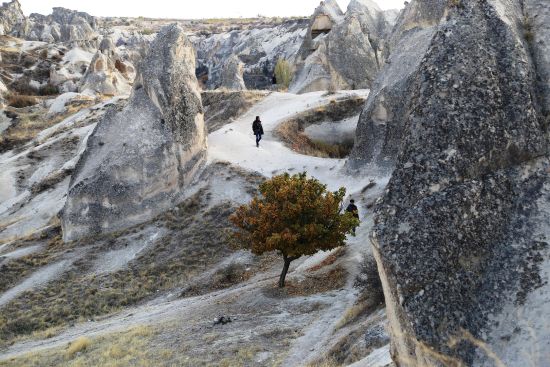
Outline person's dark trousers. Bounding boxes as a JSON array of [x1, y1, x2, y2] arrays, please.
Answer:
[[255, 133, 262, 147]]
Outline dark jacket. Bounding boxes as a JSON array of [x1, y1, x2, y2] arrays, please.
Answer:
[[346, 204, 359, 218], [252, 119, 264, 135]]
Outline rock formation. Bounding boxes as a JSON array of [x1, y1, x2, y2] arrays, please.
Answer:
[[19, 7, 98, 47], [348, 0, 448, 168], [219, 55, 246, 90], [354, 0, 550, 365], [79, 37, 134, 95], [0, 0, 24, 36], [62, 24, 207, 242], [290, 0, 396, 94], [193, 19, 307, 90]]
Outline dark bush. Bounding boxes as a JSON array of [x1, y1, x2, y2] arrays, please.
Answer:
[[39, 84, 59, 96]]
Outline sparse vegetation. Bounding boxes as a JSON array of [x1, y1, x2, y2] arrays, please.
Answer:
[[275, 97, 364, 158], [0, 101, 95, 153], [7, 94, 38, 108], [202, 90, 268, 132], [0, 326, 155, 367], [38, 83, 59, 96], [0, 179, 267, 345], [140, 28, 156, 35], [231, 172, 358, 287], [30, 168, 73, 195], [65, 336, 92, 358], [275, 58, 293, 89]]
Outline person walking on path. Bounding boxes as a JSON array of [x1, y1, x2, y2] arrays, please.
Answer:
[[346, 199, 360, 234], [252, 116, 264, 148]]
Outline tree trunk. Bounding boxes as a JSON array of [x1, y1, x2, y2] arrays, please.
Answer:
[[279, 254, 297, 288]]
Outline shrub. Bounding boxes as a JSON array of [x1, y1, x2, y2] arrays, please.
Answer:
[[7, 94, 38, 108], [230, 172, 358, 287], [38, 84, 59, 96], [140, 28, 155, 35], [274, 59, 293, 89]]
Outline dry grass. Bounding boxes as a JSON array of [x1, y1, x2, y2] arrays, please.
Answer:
[[65, 337, 92, 358], [307, 247, 346, 272], [275, 97, 364, 158], [0, 326, 155, 367], [307, 358, 340, 367], [335, 303, 370, 331], [202, 89, 268, 132], [265, 265, 348, 298], [0, 101, 94, 153], [30, 168, 73, 195], [7, 94, 38, 108], [0, 194, 241, 345]]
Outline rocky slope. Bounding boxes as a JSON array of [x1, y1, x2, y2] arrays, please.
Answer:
[[192, 18, 307, 90], [0, 0, 24, 36], [290, 0, 397, 94], [62, 24, 207, 241], [353, 0, 550, 365], [348, 0, 448, 168]]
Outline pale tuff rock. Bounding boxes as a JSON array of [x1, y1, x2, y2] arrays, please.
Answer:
[[79, 37, 134, 96], [49, 47, 95, 88], [19, 7, 98, 47], [348, 0, 447, 168], [361, 0, 550, 366], [525, 0, 550, 126], [290, 0, 396, 94], [62, 24, 207, 241], [0, 0, 24, 36], [193, 19, 307, 90], [220, 55, 247, 91]]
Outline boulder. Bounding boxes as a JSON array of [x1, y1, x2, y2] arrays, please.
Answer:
[[62, 24, 207, 241], [364, 0, 550, 366], [219, 55, 246, 91]]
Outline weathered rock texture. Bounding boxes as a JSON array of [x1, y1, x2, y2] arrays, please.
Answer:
[[219, 55, 246, 91], [363, 0, 550, 366], [348, 0, 448, 168], [0, 0, 24, 36], [79, 37, 134, 95], [290, 0, 397, 94], [62, 24, 207, 242], [193, 19, 307, 90], [19, 7, 98, 47]]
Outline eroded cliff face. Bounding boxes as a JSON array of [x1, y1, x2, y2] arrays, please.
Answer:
[[62, 24, 207, 242], [0, 0, 24, 36], [347, 0, 448, 169], [193, 19, 307, 90], [290, 0, 396, 94], [364, 0, 550, 365]]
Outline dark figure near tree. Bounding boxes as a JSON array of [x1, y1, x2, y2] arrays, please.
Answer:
[[346, 199, 359, 234], [252, 116, 264, 148]]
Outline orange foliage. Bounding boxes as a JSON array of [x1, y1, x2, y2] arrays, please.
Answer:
[[230, 173, 358, 286]]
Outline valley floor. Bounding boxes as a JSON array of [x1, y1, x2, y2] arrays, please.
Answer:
[[0, 90, 392, 366]]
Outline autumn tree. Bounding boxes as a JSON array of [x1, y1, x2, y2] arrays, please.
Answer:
[[230, 172, 358, 287], [274, 59, 293, 89]]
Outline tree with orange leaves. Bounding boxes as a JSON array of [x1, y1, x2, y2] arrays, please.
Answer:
[[230, 172, 358, 287]]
